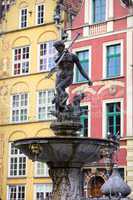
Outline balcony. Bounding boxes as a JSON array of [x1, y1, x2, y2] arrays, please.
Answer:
[[88, 22, 107, 36]]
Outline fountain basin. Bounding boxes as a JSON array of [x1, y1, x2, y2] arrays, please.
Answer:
[[14, 136, 118, 200], [14, 136, 118, 168]]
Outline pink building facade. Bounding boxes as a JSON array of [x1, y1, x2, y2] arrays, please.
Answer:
[[66, 0, 133, 197]]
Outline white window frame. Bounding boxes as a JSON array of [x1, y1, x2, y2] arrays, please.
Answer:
[[37, 90, 55, 121], [34, 184, 52, 200], [10, 93, 29, 123], [19, 7, 28, 28], [8, 143, 27, 178], [88, 0, 108, 25], [7, 185, 26, 200], [102, 98, 124, 138], [34, 162, 49, 177], [12, 46, 30, 76], [80, 103, 91, 137], [73, 46, 92, 83], [36, 4, 45, 25], [37, 40, 56, 72], [103, 40, 124, 79]]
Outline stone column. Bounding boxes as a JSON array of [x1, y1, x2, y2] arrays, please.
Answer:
[[49, 167, 83, 200]]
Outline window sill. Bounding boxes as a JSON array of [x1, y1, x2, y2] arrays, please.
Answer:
[[37, 119, 55, 122], [38, 70, 51, 74], [19, 26, 28, 29], [12, 73, 30, 77], [72, 81, 88, 85], [7, 119, 53, 126], [89, 20, 108, 26], [12, 71, 51, 78], [0, 71, 56, 81], [7, 176, 27, 179], [10, 121, 28, 124], [34, 176, 50, 178], [101, 76, 125, 81], [36, 22, 45, 26], [90, 20, 107, 25]]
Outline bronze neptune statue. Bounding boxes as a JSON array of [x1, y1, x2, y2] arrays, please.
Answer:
[[47, 35, 92, 122]]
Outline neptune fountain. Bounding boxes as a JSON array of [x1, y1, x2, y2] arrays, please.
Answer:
[[13, 37, 120, 200]]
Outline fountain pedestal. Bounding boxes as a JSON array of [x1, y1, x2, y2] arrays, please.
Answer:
[[49, 167, 82, 200]]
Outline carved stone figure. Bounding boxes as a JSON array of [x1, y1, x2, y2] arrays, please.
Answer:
[[49, 168, 82, 200]]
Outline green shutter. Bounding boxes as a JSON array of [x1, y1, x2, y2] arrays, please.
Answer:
[[76, 50, 89, 83], [106, 102, 121, 137]]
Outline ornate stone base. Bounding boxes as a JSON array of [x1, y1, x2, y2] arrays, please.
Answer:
[[49, 167, 83, 200], [14, 137, 118, 200], [50, 121, 82, 136]]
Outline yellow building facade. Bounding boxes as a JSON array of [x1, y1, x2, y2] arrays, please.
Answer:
[[0, 0, 60, 199]]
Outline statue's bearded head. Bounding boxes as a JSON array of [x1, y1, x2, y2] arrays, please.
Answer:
[[53, 40, 65, 52]]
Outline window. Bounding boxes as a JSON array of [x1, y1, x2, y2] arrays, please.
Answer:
[[36, 4, 44, 25], [80, 106, 88, 137], [103, 41, 123, 79], [75, 50, 90, 83], [106, 102, 121, 137], [37, 90, 55, 120], [106, 44, 121, 78], [39, 41, 56, 71], [103, 99, 123, 138], [13, 46, 30, 75], [8, 143, 26, 177], [34, 184, 52, 200], [8, 185, 25, 200], [20, 8, 28, 28], [93, 0, 106, 23], [35, 162, 49, 177], [11, 93, 28, 123]]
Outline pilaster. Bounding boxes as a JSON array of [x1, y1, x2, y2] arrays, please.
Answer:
[[127, 137, 133, 197], [126, 21, 133, 137], [107, 0, 114, 19]]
